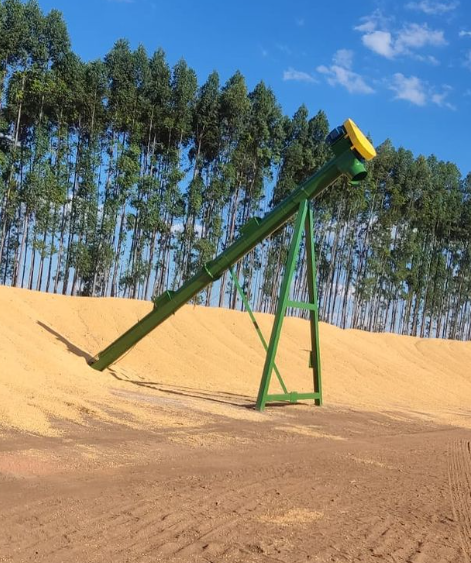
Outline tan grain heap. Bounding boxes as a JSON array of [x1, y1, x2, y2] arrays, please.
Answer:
[[0, 285, 470, 436]]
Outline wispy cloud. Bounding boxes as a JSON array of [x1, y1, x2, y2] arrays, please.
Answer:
[[397, 24, 446, 51], [405, 1, 459, 15], [414, 54, 440, 64], [283, 67, 317, 83], [356, 14, 446, 59], [276, 44, 292, 56], [431, 86, 456, 109], [459, 30, 471, 38], [332, 48, 354, 68], [317, 49, 375, 94], [389, 73, 455, 109], [463, 50, 471, 69], [355, 10, 391, 34], [390, 74, 427, 105]]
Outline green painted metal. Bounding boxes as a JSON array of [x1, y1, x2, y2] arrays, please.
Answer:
[[305, 203, 322, 406], [90, 123, 368, 373], [255, 200, 322, 411], [266, 392, 321, 403], [228, 267, 288, 394], [287, 300, 317, 311]]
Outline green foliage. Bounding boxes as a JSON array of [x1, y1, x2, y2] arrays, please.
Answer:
[[0, 0, 469, 339]]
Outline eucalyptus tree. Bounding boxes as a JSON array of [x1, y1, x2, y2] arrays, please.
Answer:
[[158, 58, 196, 292], [217, 80, 285, 309], [0, 0, 70, 289], [174, 70, 221, 288], [101, 39, 139, 296], [0, 0, 470, 342], [138, 47, 172, 299], [200, 70, 250, 307], [259, 108, 329, 314]]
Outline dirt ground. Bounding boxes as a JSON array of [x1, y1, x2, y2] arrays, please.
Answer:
[[1, 286, 471, 562], [1, 393, 471, 563]]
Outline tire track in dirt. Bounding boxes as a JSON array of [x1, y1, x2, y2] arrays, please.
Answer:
[[347, 514, 428, 562], [127, 476, 288, 562], [0, 471, 284, 562], [448, 440, 471, 563], [1, 417, 468, 563], [9, 453, 455, 563], [313, 445, 462, 563]]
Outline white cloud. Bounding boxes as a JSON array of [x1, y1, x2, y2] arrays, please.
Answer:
[[355, 10, 391, 34], [362, 30, 395, 58], [426, 55, 440, 65], [396, 23, 445, 51], [431, 90, 456, 110], [333, 48, 354, 69], [459, 30, 471, 38], [356, 15, 446, 59], [413, 54, 441, 64], [431, 84, 456, 109], [389, 74, 456, 109], [406, 1, 459, 15], [390, 74, 427, 105], [171, 223, 203, 237], [283, 67, 317, 83], [317, 65, 375, 94], [355, 20, 377, 33], [317, 50, 374, 94]]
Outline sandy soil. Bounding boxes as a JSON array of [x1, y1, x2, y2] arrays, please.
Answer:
[[1, 286, 471, 562]]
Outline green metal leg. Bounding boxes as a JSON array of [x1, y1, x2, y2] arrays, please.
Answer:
[[256, 202, 302, 409], [228, 267, 288, 394], [255, 200, 322, 411], [305, 204, 322, 406]]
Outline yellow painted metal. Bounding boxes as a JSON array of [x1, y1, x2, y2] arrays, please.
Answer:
[[343, 118, 376, 161]]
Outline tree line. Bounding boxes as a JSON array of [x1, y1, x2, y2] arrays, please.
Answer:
[[0, 0, 470, 341]]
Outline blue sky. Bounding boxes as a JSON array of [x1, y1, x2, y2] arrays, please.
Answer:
[[37, 0, 471, 175]]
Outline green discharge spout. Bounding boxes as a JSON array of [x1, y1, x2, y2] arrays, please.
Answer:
[[90, 118, 375, 371]]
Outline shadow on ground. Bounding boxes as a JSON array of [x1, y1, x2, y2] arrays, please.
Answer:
[[36, 322, 311, 412], [37, 321, 93, 362]]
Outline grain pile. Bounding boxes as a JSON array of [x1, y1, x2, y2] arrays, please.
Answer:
[[0, 285, 470, 435]]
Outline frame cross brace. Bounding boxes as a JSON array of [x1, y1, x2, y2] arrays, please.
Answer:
[[230, 200, 323, 411]]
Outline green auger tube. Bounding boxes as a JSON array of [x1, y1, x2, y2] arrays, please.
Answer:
[[89, 118, 376, 372]]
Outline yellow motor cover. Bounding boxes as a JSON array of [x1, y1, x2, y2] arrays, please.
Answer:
[[343, 118, 376, 161]]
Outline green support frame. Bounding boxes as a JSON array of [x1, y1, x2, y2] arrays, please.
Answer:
[[229, 268, 289, 395], [231, 200, 322, 411]]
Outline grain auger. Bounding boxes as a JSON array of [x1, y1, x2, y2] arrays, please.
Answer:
[[90, 118, 376, 411]]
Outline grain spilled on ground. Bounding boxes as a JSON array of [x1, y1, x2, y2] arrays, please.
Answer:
[[0, 285, 471, 436], [258, 508, 324, 526]]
